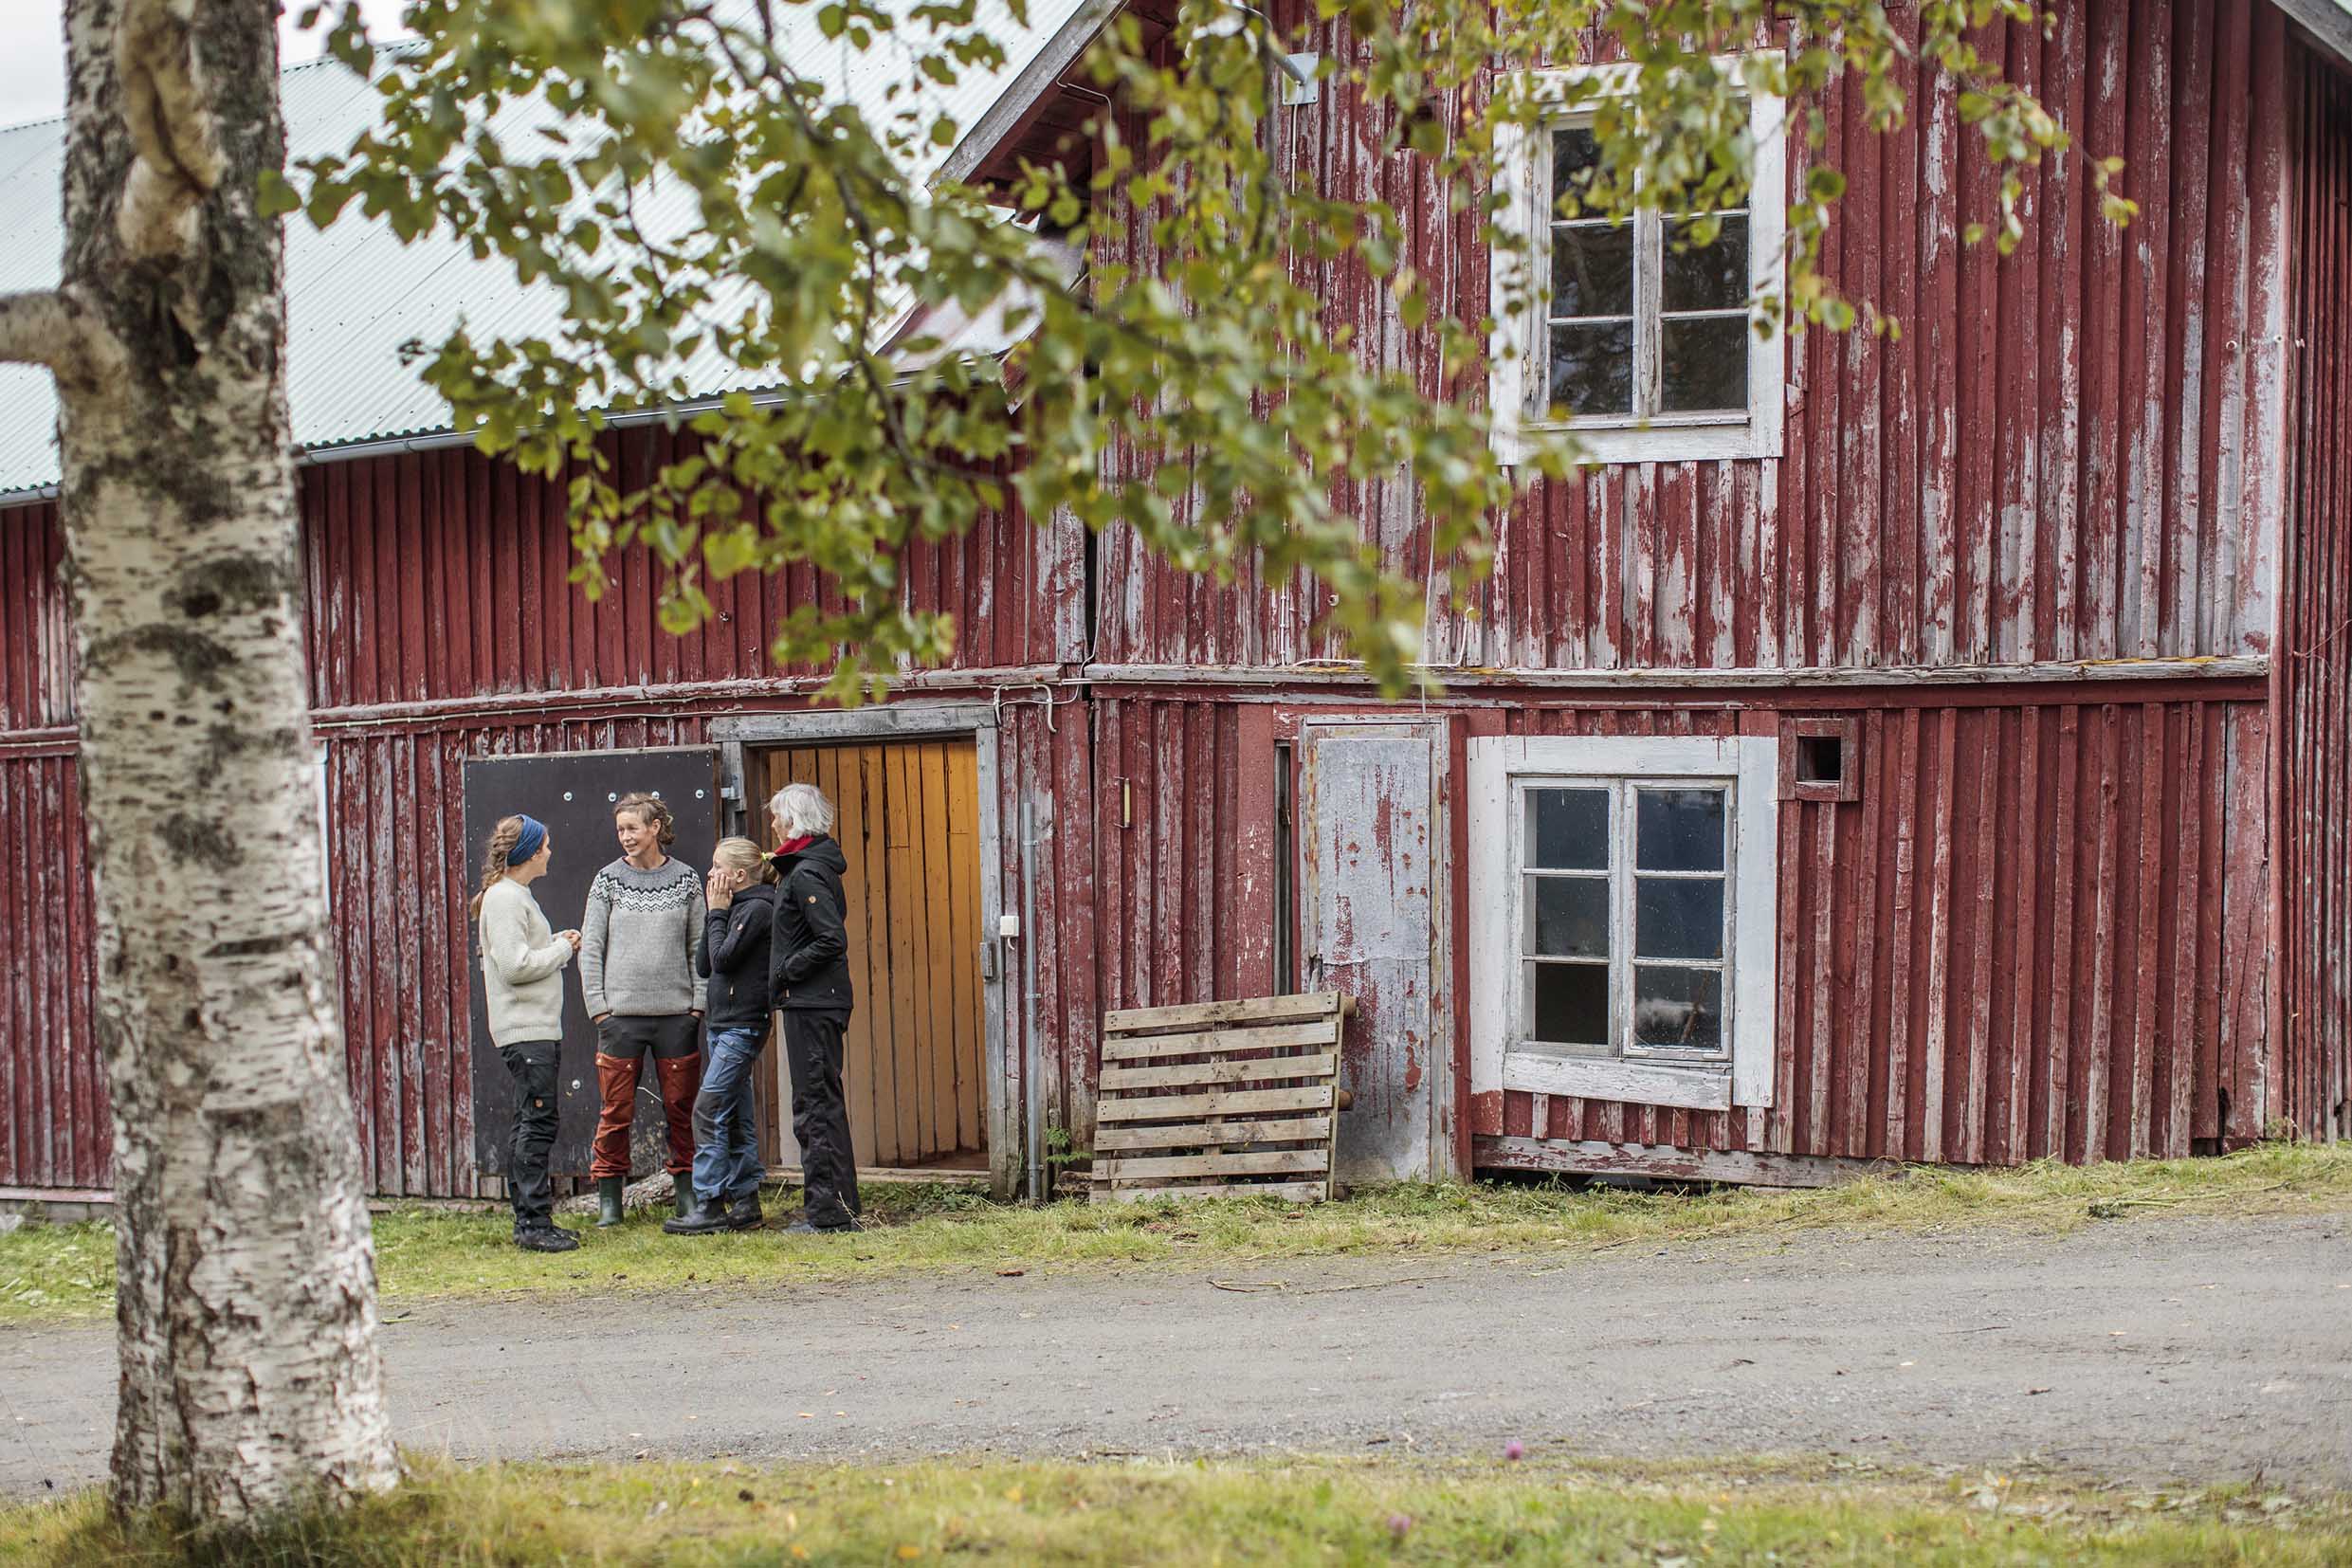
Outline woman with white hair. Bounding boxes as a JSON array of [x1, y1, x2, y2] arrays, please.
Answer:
[[765, 781, 861, 1232]]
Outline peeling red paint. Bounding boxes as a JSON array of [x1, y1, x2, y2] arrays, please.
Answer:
[[2278, 45, 2352, 1146]]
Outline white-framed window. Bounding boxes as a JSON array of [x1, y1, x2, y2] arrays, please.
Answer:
[[1468, 735, 1778, 1111], [1486, 59, 1788, 466]]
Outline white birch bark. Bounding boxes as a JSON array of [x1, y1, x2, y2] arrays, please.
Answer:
[[0, 0, 397, 1522]]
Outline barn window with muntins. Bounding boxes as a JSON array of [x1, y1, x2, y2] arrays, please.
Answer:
[[1488, 58, 1787, 465], [1469, 735, 1780, 1113], [1542, 126, 1752, 423], [1522, 779, 1732, 1062]]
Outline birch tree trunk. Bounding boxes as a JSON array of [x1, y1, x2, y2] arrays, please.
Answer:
[[0, 0, 395, 1522]]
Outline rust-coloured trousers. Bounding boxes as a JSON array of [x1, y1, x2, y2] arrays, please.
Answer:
[[591, 1013, 702, 1178]]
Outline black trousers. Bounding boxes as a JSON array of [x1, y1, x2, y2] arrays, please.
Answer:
[[782, 1009, 861, 1228], [497, 1039, 560, 1228]]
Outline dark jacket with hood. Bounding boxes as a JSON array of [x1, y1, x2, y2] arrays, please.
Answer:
[[768, 836, 854, 1013], [697, 880, 777, 1032]]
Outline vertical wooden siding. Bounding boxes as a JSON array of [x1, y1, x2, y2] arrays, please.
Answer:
[[2279, 46, 2352, 1143], [1495, 698, 2272, 1162], [1088, 691, 2269, 1168], [0, 747, 104, 1190], [300, 427, 1081, 714], [1092, 0, 2289, 671], [762, 739, 990, 1169], [0, 501, 73, 732], [324, 714, 708, 1196], [0, 456, 1087, 1197]]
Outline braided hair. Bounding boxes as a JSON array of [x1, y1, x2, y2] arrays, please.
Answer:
[[470, 814, 526, 921]]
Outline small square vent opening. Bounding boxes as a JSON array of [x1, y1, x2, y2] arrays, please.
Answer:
[[1796, 732, 1845, 787]]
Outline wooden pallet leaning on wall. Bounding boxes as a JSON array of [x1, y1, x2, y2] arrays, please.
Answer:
[[1090, 992, 1354, 1203]]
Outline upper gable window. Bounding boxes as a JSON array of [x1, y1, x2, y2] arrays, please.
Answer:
[[1488, 61, 1788, 466]]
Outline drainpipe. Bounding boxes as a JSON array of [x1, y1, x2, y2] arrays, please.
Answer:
[[1019, 798, 1050, 1202]]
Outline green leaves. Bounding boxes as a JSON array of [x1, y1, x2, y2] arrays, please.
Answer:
[[278, 0, 2106, 700]]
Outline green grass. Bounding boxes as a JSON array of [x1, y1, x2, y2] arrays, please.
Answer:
[[6, 1454, 2347, 1566], [6, 1143, 2350, 1325]]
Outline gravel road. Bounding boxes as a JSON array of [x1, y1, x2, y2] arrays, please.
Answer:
[[4, 1212, 2347, 1496]]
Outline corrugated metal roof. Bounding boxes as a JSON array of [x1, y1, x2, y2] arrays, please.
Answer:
[[0, 0, 1082, 498]]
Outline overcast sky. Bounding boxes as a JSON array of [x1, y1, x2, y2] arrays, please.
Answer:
[[0, 0, 408, 129]]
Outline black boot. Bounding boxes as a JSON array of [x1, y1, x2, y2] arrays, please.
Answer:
[[726, 1191, 763, 1231], [596, 1176, 625, 1228], [664, 1197, 732, 1235], [516, 1223, 580, 1253], [674, 1176, 695, 1219]]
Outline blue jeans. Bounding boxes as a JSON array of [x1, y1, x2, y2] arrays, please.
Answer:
[[691, 1027, 766, 1205]]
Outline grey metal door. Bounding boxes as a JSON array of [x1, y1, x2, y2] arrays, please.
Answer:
[[465, 746, 722, 1178], [1300, 720, 1453, 1182]]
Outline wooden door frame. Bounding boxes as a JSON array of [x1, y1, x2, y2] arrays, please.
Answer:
[[711, 705, 1015, 1198]]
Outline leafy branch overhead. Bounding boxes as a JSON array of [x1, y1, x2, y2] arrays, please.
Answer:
[[273, 0, 2129, 699]]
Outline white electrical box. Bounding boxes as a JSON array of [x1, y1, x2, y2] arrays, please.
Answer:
[[998, 914, 1021, 939]]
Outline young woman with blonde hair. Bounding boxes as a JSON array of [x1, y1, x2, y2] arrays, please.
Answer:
[[666, 838, 779, 1234], [473, 813, 582, 1252]]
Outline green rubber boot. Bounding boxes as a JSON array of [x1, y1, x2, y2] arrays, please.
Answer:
[[596, 1176, 625, 1229], [674, 1176, 695, 1219]]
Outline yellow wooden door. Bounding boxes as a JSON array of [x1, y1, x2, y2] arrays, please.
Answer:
[[756, 740, 987, 1170]]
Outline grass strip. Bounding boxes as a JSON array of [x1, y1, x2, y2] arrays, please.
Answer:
[[4, 1143, 2348, 1324], [6, 1454, 2346, 1566]]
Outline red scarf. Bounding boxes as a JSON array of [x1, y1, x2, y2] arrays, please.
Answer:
[[772, 833, 817, 857]]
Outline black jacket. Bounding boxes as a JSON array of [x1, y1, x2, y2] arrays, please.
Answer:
[[697, 882, 776, 1032], [768, 837, 854, 1013]]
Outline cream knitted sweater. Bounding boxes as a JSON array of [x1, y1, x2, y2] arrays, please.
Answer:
[[479, 876, 573, 1046]]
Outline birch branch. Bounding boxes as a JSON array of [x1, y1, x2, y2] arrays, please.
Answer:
[[114, 0, 223, 262], [0, 291, 88, 372]]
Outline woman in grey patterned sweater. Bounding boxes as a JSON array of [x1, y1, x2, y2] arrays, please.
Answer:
[[578, 792, 707, 1227]]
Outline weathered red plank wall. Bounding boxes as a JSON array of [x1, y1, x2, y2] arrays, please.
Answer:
[[2278, 44, 2352, 1143], [1083, 688, 2272, 1168], [0, 427, 1081, 1196], [295, 431, 1082, 1194], [0, 744, 103, 1193], [0, 501, 104, 1193], [1095, 0, 2289, 673], [0, 500, 71, 733], [301, 428, 1081, 715]]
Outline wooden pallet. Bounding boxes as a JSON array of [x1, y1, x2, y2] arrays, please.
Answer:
[[1090, 992, 1352, 1203]]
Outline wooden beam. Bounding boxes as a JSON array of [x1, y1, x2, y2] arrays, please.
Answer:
[[1099, 1053, 1337, 1093], [1100, 1019, 1340, 1061], [1100, 1149, 1331, 1181], [1094, 1085, 1336, 1122], [1472, 1135, 1904, 1189], [1102, 1179, 1332, 1204], [1093, 1115, 1334, 1152], [1104, 992, 1342, 1033]]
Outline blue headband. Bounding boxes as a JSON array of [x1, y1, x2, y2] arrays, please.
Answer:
[[506, 816, 547, 866]]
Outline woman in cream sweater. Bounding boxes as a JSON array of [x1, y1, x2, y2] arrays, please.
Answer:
[[474, 813, 583, 1252]]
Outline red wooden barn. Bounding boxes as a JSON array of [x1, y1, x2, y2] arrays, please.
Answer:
[[2, 0, 2349, 1204]]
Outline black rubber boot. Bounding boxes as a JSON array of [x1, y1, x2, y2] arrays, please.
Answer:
[[663, 1198, 731, 1236], [596, 1176, 625, 1229], [725, 1192, 763, 1231], [674, 1176, 695, 1219]]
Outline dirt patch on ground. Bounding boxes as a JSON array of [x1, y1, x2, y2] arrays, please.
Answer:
[[4, 1213, 2347, 1496]]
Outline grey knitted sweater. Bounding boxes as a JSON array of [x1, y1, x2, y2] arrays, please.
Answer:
[[578, 857, 708, 1018]]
